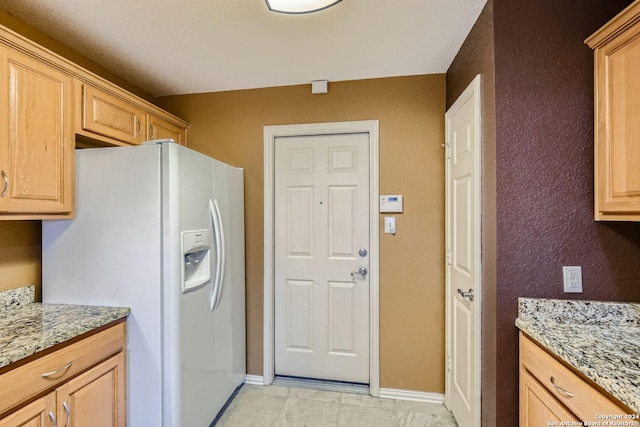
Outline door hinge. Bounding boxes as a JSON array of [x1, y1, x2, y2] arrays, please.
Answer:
[[445, 250, 452, 266], [446, 355, 452, 372], [443, 142, 451, 159]]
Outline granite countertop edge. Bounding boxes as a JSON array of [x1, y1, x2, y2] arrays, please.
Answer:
[[516, 298, 640, 414], [0, 302, 130, 370]]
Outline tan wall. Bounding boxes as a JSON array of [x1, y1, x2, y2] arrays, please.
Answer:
[[158, 75, 446, 393], [0, 222, 41, 295], [0, 9, 446, 394]]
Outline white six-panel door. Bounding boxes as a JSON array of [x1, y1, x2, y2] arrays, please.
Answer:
[[274, 132, 370, 383], [445, 75, 482, 427]]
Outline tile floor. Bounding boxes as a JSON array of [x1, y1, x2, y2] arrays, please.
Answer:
[[215, 384, 458, 426]]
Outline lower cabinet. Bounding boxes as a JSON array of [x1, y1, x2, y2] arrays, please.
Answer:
[[56, 353, 125, 427], [520, 333, 630, 425], [521, 369, 580, 426], [0, 392, 56, 427], [0, 323, 126, 427]]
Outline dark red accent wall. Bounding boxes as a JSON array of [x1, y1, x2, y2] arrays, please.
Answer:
[[447, 0, 640, 425]]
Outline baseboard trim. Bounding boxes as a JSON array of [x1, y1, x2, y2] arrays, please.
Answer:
[[244, 375, 265, 385], [379, 388, 445, 404]]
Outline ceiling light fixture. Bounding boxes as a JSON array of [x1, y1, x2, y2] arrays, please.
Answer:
[[265, 0, 342, 14]]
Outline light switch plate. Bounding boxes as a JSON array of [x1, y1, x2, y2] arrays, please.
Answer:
[[384, 216, 396, 234]]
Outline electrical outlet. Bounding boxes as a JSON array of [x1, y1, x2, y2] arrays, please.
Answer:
[[563, 266, 583, 293]]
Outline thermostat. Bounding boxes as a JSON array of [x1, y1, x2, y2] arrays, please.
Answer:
[[379, 195, 403, 213]]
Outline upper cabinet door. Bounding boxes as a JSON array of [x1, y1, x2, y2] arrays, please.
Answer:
[[0, 46, 74, 216], [148, 114, 188, 146], [78, 82, 148, 146], [587, 1, 640, 221]]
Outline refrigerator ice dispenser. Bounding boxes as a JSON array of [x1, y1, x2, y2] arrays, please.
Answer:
[[181, 230, 212, 292]]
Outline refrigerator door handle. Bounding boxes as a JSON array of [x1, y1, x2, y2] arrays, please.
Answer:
[[209, 198, 227, 311], [213, 199, 227, 309]]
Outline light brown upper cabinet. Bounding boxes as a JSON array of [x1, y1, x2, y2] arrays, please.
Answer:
[[75, 80, 189, 147], [587, 0, 640, 221], [77, 81, 148, 146], [0, 20, 189, 219], [148, 113, 187, 146], [0, 45, 74, 219]]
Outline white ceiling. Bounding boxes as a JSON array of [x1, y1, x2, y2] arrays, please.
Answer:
[[0, 0, 487, 97]]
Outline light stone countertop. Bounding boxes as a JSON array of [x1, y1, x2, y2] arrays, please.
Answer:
[[0, 286, 129, 370], [516, 297, 640, 414]]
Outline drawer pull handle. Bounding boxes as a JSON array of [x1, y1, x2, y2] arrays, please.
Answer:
[[63, 401, 71, 427], [41, 361, 73, 378], [1, 170, 7, 198], [550, 376, 574, 397], [49, 411, 57, 427]]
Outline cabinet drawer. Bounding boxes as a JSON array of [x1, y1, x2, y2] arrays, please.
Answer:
[[0, 322, 125, 416], [520, 334, 628, 422], [78, 82, 147, 145]]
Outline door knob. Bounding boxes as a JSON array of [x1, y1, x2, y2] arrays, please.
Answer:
[[457, 288, 475, 302], [351, 267, 368, 278]]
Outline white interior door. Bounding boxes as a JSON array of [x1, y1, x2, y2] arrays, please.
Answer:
[[274, 132, 370, 383], [445, 75, 482, 427]]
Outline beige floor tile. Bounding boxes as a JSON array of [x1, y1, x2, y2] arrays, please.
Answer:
[[394, 400, 452, 416], [275, 398, 340, 426], [216, 393, 286, 426], [337, 404, 399, 427], [397, 410, 458, 427], [340, 392, 397, 409], [214, 385, 458, 426], [288, 387, 342, 403], [241, 384, 291, 397]]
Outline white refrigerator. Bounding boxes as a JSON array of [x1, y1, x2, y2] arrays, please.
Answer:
[[42, 140, 246, 427]]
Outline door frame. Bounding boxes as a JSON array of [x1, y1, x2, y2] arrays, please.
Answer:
[[263, 120, 380, 396], [444, 75, 482, 425]]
